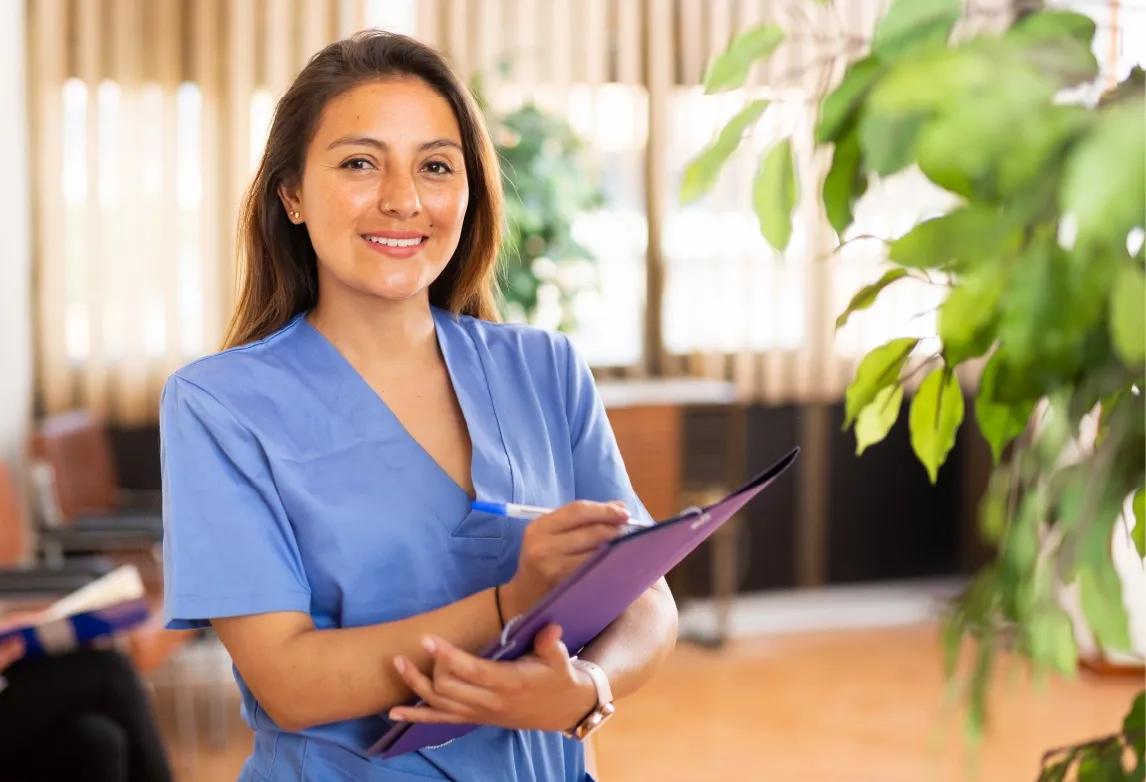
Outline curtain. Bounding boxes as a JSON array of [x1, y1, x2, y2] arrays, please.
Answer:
[[29, 0, 367, 424], [29, 0, 1133, 422]]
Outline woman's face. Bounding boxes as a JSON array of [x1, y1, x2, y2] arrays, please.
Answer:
[[282, 77, 469, 306]]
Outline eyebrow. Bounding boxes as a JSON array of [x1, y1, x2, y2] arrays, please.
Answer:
[[325, 136, 463, 153]]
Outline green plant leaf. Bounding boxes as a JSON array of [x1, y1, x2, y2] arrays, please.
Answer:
[[939, 265, 1003, 365], [1133, 488, 1145, 559], [858, 109, 926, 176], [975, 352, 1034, 463], [1078, 560, 1132, 653], [1006, 10, 1099, 87], [823, 128, 867, 234], [753, 139, 797, 251], [1008, 9, 1095, 48], [1061, 98, 1146, 250], [998, 234, 1114, 371], [1124, 690, 1145, 766], [836, 268, 908, 331], [1076, 741, 1129, 782], [909, 366, 965, 484], [844, 337, 919, 428], [1109, 264, 1146, 365], [917, 93, 1089, 201], [815, 56, 884, 144], [680, 100, 769, 204], [888, 205, 1019, 270], [1038, 753, 1075, 782], [702, 24, 785, 93], [855, 384, 904, 456], [871, 0, 961, 60], [1029, 606, 1078, 676]]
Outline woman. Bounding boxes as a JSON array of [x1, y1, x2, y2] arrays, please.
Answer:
[[161, 30, 677, 781]]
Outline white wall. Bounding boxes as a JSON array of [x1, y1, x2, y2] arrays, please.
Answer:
[[0, 0, 34, 555]]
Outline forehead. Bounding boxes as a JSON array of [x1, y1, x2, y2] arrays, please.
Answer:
[[312, 77, 462, 148]]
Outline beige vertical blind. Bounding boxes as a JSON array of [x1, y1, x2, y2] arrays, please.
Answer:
[[28, 0, 366, 424], [35, 1, 1115, 422]]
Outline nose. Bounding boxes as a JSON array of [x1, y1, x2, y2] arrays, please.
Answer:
[[378, 170, 421, 218]]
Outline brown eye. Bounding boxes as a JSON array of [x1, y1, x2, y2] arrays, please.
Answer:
[[424, 160, 453, 175], [342, 158, 375, 171]]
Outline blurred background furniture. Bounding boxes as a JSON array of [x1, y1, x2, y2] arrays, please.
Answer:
[[30, 411, 163, 567], [600, 378, 746, 646], [0, 461, 112, 595]]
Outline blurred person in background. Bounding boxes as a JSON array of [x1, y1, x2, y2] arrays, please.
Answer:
[[0, 629, 173, 782]]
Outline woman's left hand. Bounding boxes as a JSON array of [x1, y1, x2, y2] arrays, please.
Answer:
[[389, 624, 597, 733]]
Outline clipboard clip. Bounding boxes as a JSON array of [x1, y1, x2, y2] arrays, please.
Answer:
[[499, 613, 524, 649], [678, 505, 711, 530]]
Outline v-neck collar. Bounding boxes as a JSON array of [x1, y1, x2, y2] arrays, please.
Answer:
[[291, 306, 515, 521]]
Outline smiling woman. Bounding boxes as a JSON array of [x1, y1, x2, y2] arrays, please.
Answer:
[[223, 31, 503, 350], [159, 30, 677, 782]]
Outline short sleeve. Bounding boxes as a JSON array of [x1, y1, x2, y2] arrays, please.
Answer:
[[160, 375, 311, 629], [559, 334, 654, 524]]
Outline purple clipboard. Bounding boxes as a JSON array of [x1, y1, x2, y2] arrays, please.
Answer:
[[369, 447, 799, 758]]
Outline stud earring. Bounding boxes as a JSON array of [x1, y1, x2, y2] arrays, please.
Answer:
[[291, 210, 300, 220]]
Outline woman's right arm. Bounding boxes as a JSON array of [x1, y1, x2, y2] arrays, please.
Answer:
[[212, 500, 629, 732]]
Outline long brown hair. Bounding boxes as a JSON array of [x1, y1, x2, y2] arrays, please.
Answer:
[[224, 30, 503, 349]]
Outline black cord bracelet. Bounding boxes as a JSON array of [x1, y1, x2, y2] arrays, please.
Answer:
[[494, 584, 506, 630]]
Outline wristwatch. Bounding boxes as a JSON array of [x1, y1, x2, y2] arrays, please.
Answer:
[[563, 658, 615, 741]]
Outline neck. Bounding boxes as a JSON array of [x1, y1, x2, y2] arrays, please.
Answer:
[[307, 288, 438, 372]]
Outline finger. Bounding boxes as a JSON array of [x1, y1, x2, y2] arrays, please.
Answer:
[[532, 625, 572, 671], [393, 655, 474, 717], [432, 672, 504, 714], [388, 704, 473, 725], [541, 501, 629, 533], [425, 635, 506, 690], [548, 522, 628, 556]]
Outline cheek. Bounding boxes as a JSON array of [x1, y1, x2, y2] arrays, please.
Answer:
[[425, 186, 469, 234]]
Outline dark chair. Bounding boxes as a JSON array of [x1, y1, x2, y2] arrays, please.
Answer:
[[30, 411, 162, 559], [0, 461, 111, 596]]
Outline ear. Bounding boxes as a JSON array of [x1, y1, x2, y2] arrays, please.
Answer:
[[277, 180, 303, 223]]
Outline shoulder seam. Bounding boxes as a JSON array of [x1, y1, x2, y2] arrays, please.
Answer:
[[174, 316, 303, 375]]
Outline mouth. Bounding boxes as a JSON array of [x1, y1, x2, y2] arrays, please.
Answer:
[[361, 234, 428, 258]]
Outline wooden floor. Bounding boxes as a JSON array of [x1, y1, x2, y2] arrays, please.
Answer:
[[152, 623, 1141, 781]]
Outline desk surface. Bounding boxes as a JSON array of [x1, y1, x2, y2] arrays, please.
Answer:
[[597, 378, 739, 408]]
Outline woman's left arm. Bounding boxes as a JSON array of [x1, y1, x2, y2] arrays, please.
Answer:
[[575, 577, 677, 699]]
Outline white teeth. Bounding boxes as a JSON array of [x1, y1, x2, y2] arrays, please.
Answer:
[[366, 235, 423, 248]]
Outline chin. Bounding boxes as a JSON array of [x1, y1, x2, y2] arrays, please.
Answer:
[[358, 275, 434, 303]]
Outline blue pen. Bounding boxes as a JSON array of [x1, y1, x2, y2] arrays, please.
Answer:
[[471, 500, 655, 528]]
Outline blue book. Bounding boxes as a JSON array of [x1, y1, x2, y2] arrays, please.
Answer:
[[0, 565, 151, 659]]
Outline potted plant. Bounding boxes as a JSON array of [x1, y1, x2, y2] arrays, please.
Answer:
[[471, 71, 605, 331], [684, 1, 1144, 777]]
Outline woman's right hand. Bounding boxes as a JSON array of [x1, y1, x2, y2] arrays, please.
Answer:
[[499, 500, 630, 620]]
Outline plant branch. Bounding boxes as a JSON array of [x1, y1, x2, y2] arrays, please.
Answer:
[[902, 352, 943, 384], [1040, 734, 1121, 768], [815, 233, 889, 263]]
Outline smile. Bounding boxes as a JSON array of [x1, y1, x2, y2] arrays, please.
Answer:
[[364, 235, 426, 248]]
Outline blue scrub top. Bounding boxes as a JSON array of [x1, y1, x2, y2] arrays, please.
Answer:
[[160, 306, 651, 781]]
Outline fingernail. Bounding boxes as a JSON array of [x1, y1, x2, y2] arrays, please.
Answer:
[[422, 636, 437, 654], [393, 657, 406, 674], [389, 709, 401, 720]]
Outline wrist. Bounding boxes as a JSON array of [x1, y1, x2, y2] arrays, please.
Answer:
[[567, 665, 599, 727], [498, 579, 524, 622], [563, 658, 616, 739]]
